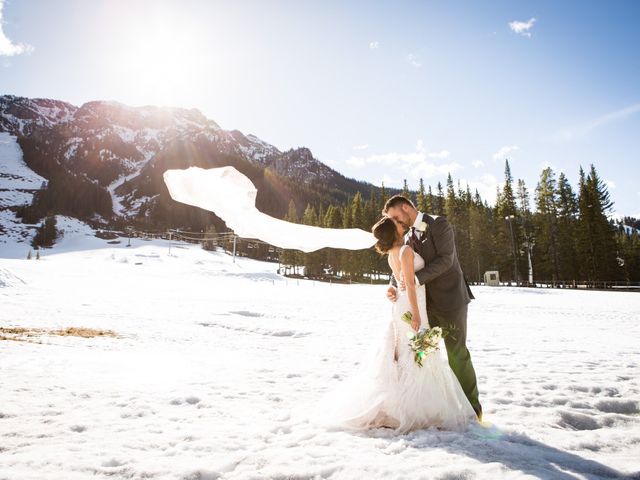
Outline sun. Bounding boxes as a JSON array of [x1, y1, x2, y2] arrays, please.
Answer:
[[110, 10, 212, 107]]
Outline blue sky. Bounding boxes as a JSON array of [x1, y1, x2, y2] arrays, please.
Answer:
[[2, 0, 639, 216]]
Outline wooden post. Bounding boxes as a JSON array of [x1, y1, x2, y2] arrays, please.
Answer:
[[232, 235, 237, 263]]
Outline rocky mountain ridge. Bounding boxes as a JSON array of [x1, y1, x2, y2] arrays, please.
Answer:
[[0, 95, 384, 247]]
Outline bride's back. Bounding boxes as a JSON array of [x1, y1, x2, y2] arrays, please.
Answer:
[[388, 245, 428, 329], [388, 245, 426, 285]]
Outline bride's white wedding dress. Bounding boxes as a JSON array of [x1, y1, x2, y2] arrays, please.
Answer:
[[314, 246, 477, 434]]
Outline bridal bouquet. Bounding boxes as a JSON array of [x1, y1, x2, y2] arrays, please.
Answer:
[[401, 312, 443, 368]]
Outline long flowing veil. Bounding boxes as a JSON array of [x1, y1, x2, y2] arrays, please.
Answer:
[[163, 166, 376, 253]]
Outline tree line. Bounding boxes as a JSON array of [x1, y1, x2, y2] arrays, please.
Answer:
[[278, 161, 640, 284]]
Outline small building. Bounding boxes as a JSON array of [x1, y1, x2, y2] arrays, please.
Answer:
[[484, 270, 500, 286]]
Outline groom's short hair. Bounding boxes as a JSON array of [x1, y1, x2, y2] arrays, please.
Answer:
[[383, 195, 415, 212]]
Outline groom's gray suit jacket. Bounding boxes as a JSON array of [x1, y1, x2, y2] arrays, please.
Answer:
[[391, 213, 474, 313]]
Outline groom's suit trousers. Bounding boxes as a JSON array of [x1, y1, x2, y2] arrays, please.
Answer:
[[428, 304, 482, 417]]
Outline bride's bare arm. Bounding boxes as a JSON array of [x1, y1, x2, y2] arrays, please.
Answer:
[[400, 247, 421, 331]]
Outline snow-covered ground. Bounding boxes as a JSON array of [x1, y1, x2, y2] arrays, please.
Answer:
[[1, 224, 639, 480]]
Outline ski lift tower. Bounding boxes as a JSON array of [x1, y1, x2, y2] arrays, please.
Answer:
[[125, 226, 134, 247]]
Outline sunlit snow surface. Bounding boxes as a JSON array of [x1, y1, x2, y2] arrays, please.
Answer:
[[1, 226, 639, 479]]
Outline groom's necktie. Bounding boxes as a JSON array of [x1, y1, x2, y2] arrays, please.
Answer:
[[410, 227, 420, 250]]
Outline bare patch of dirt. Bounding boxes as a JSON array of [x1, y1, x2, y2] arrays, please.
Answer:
[[0, 327, 117, 342]]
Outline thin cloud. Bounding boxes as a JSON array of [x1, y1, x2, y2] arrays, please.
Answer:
[[347, 140, 461, 179], [428, 150, 450, 159], [413, 161, 462, 179], [381, 174, 395, 186], [539, 161, 559, 171], [472, 159, 485, 168], [606, 179, 616, 190], [405, 53, 422, 68], [461, 174, 500, 205], [352, 144, 369, 151], [0, 0, 34, 56], [493, 145, 519, 161], [369, 41, 379, 50], [550, 103, 640, 142], [509, 17, 536, 38]]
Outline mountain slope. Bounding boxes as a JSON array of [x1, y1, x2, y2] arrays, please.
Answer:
[[0, 95, 387, 238], [0, 131, 47, 248]]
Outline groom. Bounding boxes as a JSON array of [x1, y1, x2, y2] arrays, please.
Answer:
[[384, 195, 482, 420]]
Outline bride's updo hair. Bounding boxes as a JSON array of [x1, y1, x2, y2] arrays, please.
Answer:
[[372, 216, 397, 254]]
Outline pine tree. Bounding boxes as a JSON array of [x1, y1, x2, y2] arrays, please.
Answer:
[[324, 204, 343, 228], [32, 215, 57, 249], [416, 178, 427, 212], [285, 200, 298, 223], [516, 178, 534, 283], [576, 165, 619, 281], [351, 192, 364, 229], [444, 173, 456, 220], [590, 164, 614, 215], [516, 179, 531, 216], [501, 161, 517, 214], [302, 204, 316, 223], [426, 185, 435, 214], [317, 204, 325, 228], [495, 160, 520, 283], [367, 186, 378, 226], [435, 182, 445, 215], [342, 200, 352, 228], [380, 182, 388, 209], [534, 168, 560, 281], [468, 190, 493, 283], [617, 226, 640, 282], [556, 172, 579, 280], [453, 181, 472, 277], [402, 179, 410, 199], [577, 167, 593, 279]]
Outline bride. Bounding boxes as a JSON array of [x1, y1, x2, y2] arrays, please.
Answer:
[[314, 215, 477, 434]]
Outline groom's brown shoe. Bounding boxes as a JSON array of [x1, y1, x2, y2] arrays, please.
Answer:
[[474, 408, 483, 423]]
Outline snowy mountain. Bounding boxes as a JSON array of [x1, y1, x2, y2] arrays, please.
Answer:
[[0, 96, 76, 135], [0, 95, 382, 248], [269, 147, 340, 185]]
